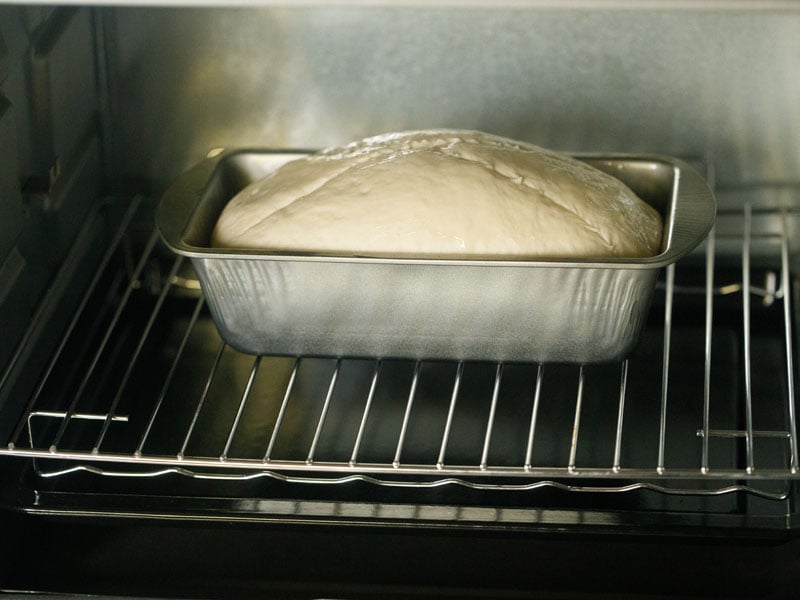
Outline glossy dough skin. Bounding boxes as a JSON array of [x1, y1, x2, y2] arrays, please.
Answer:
[[211, 130, 663, 259]]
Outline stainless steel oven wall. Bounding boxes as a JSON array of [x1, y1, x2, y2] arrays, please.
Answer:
[[106, 6, 800, 197], [0, 6, 104, 372]]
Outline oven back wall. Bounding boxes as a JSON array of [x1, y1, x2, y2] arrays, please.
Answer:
[[107, 6, 800, 197]]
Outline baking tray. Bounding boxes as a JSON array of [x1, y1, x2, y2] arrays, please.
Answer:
[[157, 149, 715, 363]]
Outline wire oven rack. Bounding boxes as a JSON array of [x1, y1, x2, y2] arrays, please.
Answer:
[[1, 196, 799, 500]]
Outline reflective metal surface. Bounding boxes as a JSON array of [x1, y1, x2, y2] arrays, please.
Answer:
[[157, 150, 713, 362], [1, 3, 800, 597], [107, 7, 800, 197]]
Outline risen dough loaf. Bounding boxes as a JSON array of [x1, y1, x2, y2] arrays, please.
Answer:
[[211, 130, 663, 258]]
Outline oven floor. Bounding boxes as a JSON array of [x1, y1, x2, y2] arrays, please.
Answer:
[[3, 501, 800, 599]]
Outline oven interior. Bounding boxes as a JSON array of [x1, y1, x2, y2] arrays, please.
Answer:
[[2, 4, 800, 597]]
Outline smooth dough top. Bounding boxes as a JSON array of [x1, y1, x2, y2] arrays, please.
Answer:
[[211, 130, 663, 259]]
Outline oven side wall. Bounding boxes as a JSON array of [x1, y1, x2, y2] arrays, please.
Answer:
[[0, 6, 105, 374]]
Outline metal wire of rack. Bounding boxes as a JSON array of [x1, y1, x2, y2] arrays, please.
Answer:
[[1, 198, 799, 500]]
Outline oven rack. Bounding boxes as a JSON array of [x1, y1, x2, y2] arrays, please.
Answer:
[[1, 198, 799, 499]]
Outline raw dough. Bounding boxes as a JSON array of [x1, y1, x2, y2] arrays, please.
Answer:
[[211, 130, 663, 259]]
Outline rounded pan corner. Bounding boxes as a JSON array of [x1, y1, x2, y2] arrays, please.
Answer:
[[157, 152, 228, 254]]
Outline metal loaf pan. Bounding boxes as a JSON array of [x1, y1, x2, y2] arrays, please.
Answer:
[[157, 150, 715, 363]]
